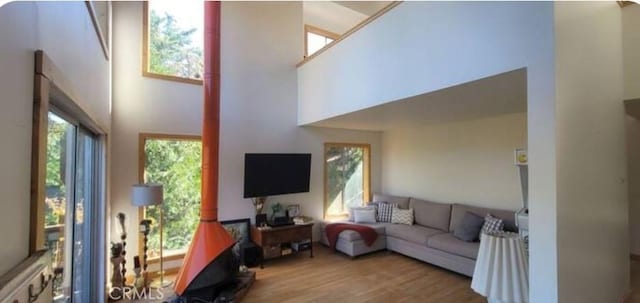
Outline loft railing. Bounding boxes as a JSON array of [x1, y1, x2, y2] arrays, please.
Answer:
[[296, 1, 403, 68], [618, 1, 636, 7]]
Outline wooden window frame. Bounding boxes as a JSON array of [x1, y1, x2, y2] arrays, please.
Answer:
[[31, 50, 108, 300], [137, 133, 201, 264], [298, 1, 402, 67], [323, 143, 371, 220], [142, 1, 203, 86], [304, 24, 340, 58]]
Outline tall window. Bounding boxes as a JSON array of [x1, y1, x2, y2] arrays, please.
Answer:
[[324, 143, 371, 218], [139, 134, 202, 260], [305, 25, 340, 58], [45, 111, 101, 302], [143, 1, 203, 85]]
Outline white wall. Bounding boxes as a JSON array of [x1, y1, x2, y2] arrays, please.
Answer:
[[219, 1, 382, 233], [298, 2, 558, 301], [382, 113, 526, 210], [627, 116, 640, 255], [554, 2, 628, 302], [111, 1, 382, 274], [298, 2, 554, 126], [303, 1, 367, 35], [0, 2, 110, 276], [623, 4, 640, 100], [111, 1, 207, 274]]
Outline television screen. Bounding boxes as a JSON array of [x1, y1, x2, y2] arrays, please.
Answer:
[[243, 153, 312, 198]]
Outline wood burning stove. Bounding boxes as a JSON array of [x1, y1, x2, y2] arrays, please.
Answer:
[[173, 2, 239, 301]]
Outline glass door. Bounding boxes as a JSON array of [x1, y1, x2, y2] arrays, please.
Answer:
[[46, 112, 100, 302], [45, 112, 75, 300], [71, 128, 97, 302]]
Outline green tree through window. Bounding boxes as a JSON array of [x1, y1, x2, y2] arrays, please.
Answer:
[[325, 144, 371, 218], [144, 1, 203, 82], [143, 137, 201, 257]]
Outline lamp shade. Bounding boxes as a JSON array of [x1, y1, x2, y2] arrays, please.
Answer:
[[471, 232, 529, 303], [131, 184, 163, 207]]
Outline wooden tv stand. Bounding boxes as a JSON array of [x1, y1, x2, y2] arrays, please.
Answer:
[[250, 223, 313, 268]]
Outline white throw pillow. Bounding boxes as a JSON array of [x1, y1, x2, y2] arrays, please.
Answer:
[[348, 206, 375, 222], [391, 207, 414, 225], [353, 208, 377, 223]]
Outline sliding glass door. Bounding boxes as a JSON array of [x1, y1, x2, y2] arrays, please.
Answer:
[[45, 112, 100, 302]]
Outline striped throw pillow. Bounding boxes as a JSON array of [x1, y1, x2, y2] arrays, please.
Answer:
[[391, 207, 413, 225], [377, 203, 397, 222]]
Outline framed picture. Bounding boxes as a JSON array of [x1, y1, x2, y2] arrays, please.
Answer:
[[220, 218, 251, 245], [287, 204, 301, 217], [514, 149, 528, 166]]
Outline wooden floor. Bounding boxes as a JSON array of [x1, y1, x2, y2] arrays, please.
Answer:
[[242, 244, 484, 303]]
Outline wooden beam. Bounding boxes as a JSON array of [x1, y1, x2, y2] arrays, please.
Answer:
[[29, 75, 50, 253]]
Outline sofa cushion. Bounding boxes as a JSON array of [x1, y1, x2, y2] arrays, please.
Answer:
[[385, 224, 443, 245], [481, 213, 504, 234], [320, 221, 386, 241], [348, 206, 375, 222], [372, 193, 410, 209], [391, 207, 414, 225], [449, 204, 517, 232], [409, 198, 452, 232], [353, 208, 376, 223], [377, 202, 396, 222], [427, 233, 480, 260], [453, 211, 484, 242]]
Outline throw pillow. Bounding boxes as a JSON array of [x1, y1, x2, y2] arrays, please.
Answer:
[[377, 202, 397, 222], [353, 208, 377, 223], [391, 207, 414, 225], [367, 201, 384, 207], [453, 211, 484, 242], [367, 201, 382, 214], [348, 206, 374, 222], [482, 213, 504, 234]]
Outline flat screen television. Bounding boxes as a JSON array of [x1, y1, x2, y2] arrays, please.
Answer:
[[243, 153, 312, 198]]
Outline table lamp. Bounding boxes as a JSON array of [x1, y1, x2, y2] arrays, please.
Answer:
[[131, 184, 170, 288]]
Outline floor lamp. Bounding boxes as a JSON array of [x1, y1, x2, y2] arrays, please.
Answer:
[[131, 184, 171, 288]]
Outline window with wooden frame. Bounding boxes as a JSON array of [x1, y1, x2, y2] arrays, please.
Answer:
[[138, 134, 202, 269], [31, 51, 107, 302], [304, 25, 340, 58], [324, 143, 371, 219], [142, 1, 204, 85]]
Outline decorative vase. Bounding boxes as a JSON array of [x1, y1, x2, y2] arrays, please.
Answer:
[[110, 256, 124, 298], [253, 197, 266, 214]]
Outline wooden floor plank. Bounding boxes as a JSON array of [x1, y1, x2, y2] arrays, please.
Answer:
[[242, 244, 484, 303]]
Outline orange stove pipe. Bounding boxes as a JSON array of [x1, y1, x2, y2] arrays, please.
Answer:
[[174, 1, 235, 295]]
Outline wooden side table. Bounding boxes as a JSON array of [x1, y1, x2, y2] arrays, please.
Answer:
[[250, 223, 314, 268]]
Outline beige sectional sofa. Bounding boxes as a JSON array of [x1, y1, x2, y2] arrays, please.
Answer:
[[320, 193, 517, 277]]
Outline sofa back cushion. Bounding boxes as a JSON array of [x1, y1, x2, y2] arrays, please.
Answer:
[[449, 204, 517, 232], [409, 198, 452, 232], [353, 208, 377, 223], [372, 193, 410, 209]]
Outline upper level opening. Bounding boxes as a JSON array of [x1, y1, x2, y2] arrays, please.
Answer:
[[301, 1, 395, 63]]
